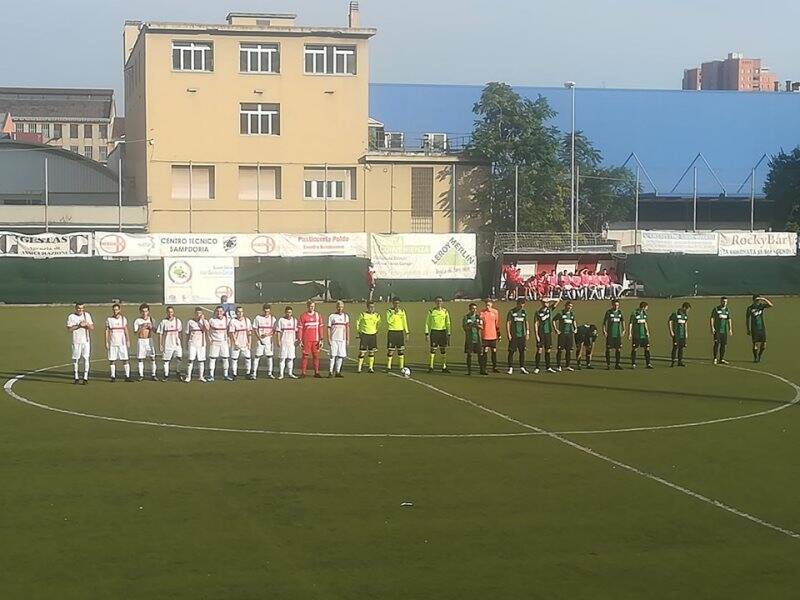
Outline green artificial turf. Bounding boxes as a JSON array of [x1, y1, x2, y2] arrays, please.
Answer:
[[1, 297, 799, 599]]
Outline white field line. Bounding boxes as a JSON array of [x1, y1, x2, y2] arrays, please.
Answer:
[[3, 363, 798, 439], [396, 368, 800, 540]]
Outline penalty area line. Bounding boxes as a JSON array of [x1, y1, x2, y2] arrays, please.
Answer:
[[396, 369, 800, 541]]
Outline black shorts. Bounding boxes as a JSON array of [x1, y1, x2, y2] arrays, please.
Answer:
[[606, 336, 622, 349], [482, 339, 498, 350], [632, 336, 650, 348], [714, 332, 729, 345], [387, 330, 405, 349], [464, 340, 481, 354], [429, 329, 449, 348], [558, 333, 574, 349], [537, 333, 552, 349], [509, 337, 526, 352], [750, 330, 767, 343], [672, 337, 686, 348], [359, 333, 378, 351]]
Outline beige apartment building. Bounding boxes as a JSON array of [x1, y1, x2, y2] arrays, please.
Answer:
[[122, 5, 483, 234], [0, 87, 117, 163], [682, 52, 779, 92]]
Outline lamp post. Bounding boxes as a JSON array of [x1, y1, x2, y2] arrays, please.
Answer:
[[564, 81, 576, 251]]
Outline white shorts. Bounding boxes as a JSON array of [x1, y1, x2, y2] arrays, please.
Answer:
[[162, 346, 183, 361], [71, 342, 90, 361], [108, 345, 129, 362], [209, 341, 230, 359], [230, 346, 251, 360], [254, 340, 274, 357], [137, 339, 155, 360], [279, 343, 296, 360], [330, 340, 347, 358], [188, 345, 207, 362]]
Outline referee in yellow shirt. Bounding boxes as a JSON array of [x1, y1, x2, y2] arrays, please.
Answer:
[[425, 296, 452, 373], [385, 297, 409, 373], [356, 301, 381, 373]]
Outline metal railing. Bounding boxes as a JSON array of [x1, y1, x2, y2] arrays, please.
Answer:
[[493, 232, 618, 256], [368, 134, 472, 154]]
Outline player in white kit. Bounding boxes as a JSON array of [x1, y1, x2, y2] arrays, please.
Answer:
[[133, 303, 157, 381], [276, 306, 299, 379], [251, 303, 277, 380], [228, 306, 253, 380], [207, 305, 231, 382], [157, 305, 183, 381], [184, 307, 209, 383], [327, 301, 350, 378], [66, 302, 94, 384], [105, 303, 132, 382]]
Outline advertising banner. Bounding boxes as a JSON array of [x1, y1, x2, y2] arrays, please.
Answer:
[[163, 257, 235, 304], [640, 231, 718, 255], [717, 232, 798, 257], [96, 232, 369, 258], [0, 231, 92, 258], [370, 234, 477, 279]]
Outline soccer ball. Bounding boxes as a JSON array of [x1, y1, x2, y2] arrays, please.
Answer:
[[400, 367, 411, 378]]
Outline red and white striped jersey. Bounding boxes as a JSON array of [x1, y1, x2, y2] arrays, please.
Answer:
[[228, 317, 252, 348], [253, 314, 277, 340], [277, 317, 298, 344], [105, 315, 128, 347], [185, 318, 208, 347], [327, 313, 350, 343], [157, 317, 183, 349], [208, 316, 229, 343]]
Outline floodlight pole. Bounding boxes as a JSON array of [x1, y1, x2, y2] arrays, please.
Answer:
[[188, 160, 193, 233], [692, 166, 698, 232], [634, 164, 640, 251], [564, 81, 576, 252], [118, 153, 123, 232], [749, 168, 755, 232], [575, 165, 580, 239], [44, 156, 49, 232], [256, 161, 261, 233]]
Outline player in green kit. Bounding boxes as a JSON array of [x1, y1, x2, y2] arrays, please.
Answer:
[[574, 323, 598, 369], [710, 296, 733, 365], [463, 303, 486, 375], [425, 297, 451, 373], [746, 294, 773, 362], [554, 301, 576, 371], [385, 297, 409, 373], [506, 297, 530, 374], [356, 301, 380, 373], [603, 298, 625, 370], [629, 301, 653, 369], [534, 298, 559, 374], [668, 302, 691, 367]]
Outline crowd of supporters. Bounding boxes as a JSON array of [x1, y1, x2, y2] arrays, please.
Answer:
[[501, 264, 624, 301]]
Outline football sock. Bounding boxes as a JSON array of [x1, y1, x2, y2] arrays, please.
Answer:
[[605, 349, 611, 367], [398, 355, 405, 370], [429, 353, 435, 369], [556, 349, 562, 368], [758, 344, 765, 359], [329, 357, 336, 374], [519, 350, 525, 368], [123, 362, 130, 378], [73, 360, 80, 379], [441, 353, 447, 369], [387, 354, 393, 370], [287, 358, 294, 375], [507, 350, 514, 368], [358, 353, 365, 371], [336, 356, 344, 373], [614, 349, 621, 367], [300, 355, 307, 374], [163, 361, 170, 377], [252, 357, 260, 375], [312, 355, 319, 373], [544, 353, 551, 369], [110, 363, 116, 378], [209, 358, 216, 377], [678, 347, 685, 363], [478, 353, 487, 371], [466, 353, 472, 373], [186, 361, 193, 381], [713, 341, 719, 360], [645, 349, 652, 366], [151, 360, 157, 377], [535, 352, 541, 368], [279, 359, 285, 377], [267, 356, 273, 375], [719, 343, 726, 361], [138, 362, 145, 377], [245, 358, 251, 375], [232, 359, 239, 376], [671, 346, 677, 363], [631, 350, 637, 366], [223, 360, 229, 377], [84, 359, 90, 379], [368, 354, 375, 370], [491, 350, 497, 368], [565, 351, 571, 368], [198, 362, 205, 379]]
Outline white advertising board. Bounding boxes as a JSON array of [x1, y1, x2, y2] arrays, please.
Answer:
[[640, 231, 718, 255], [370, 234, 477, 279], [163, 257, 235, 304], [717, 232, 798, 257], [0, 231, 92, 258]]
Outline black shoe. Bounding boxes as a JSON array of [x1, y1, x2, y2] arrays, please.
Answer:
[[137, 376, 144, 382], [150, 375, 158, 381], [670, 362, 675, 368], [328, 373, 335, 378], [313, 373, 322, 378], [646, 364, 654, 369], [615, 365, 623, 370], [125, 377, 133, 382], [73, 378, 79, 385], [428, 368, 434, 373], [586, 365, 594, 370], [335, 373, 344, 378], [441, 367, 451, 374], [81, 379, 88, 385], [109, 377, 116, 382], [466, 371, 472, 376], [678, 362, 687, 367]]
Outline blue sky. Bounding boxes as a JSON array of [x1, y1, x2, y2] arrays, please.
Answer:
[[1, 0, 798, 105]]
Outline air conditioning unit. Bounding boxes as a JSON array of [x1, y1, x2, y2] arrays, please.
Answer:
[[423, 132, 448, 152], [384, 132, 404, 149]]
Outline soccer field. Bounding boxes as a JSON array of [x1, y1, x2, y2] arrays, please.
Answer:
[[2, 297, 799, 598]]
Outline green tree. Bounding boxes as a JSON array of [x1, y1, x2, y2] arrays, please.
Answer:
[[764, 148, 800, 231], [466, 82, 568, 233]]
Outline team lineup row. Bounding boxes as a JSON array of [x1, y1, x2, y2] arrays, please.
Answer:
[[64, 295, 774, 384]]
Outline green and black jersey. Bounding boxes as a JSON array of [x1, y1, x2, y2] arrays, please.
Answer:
[[507, 307, 528, 338], [575, 324, 598, 345], [463, 313, 482, 345], [669, 310, 688, 340], [746, 302, 768, 335], [535, 306, 553, 335], [629, 309, 649, 340], [604, 309, 624, 338], [554, 310, 576, 335], [711, 306, 731, 334]]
